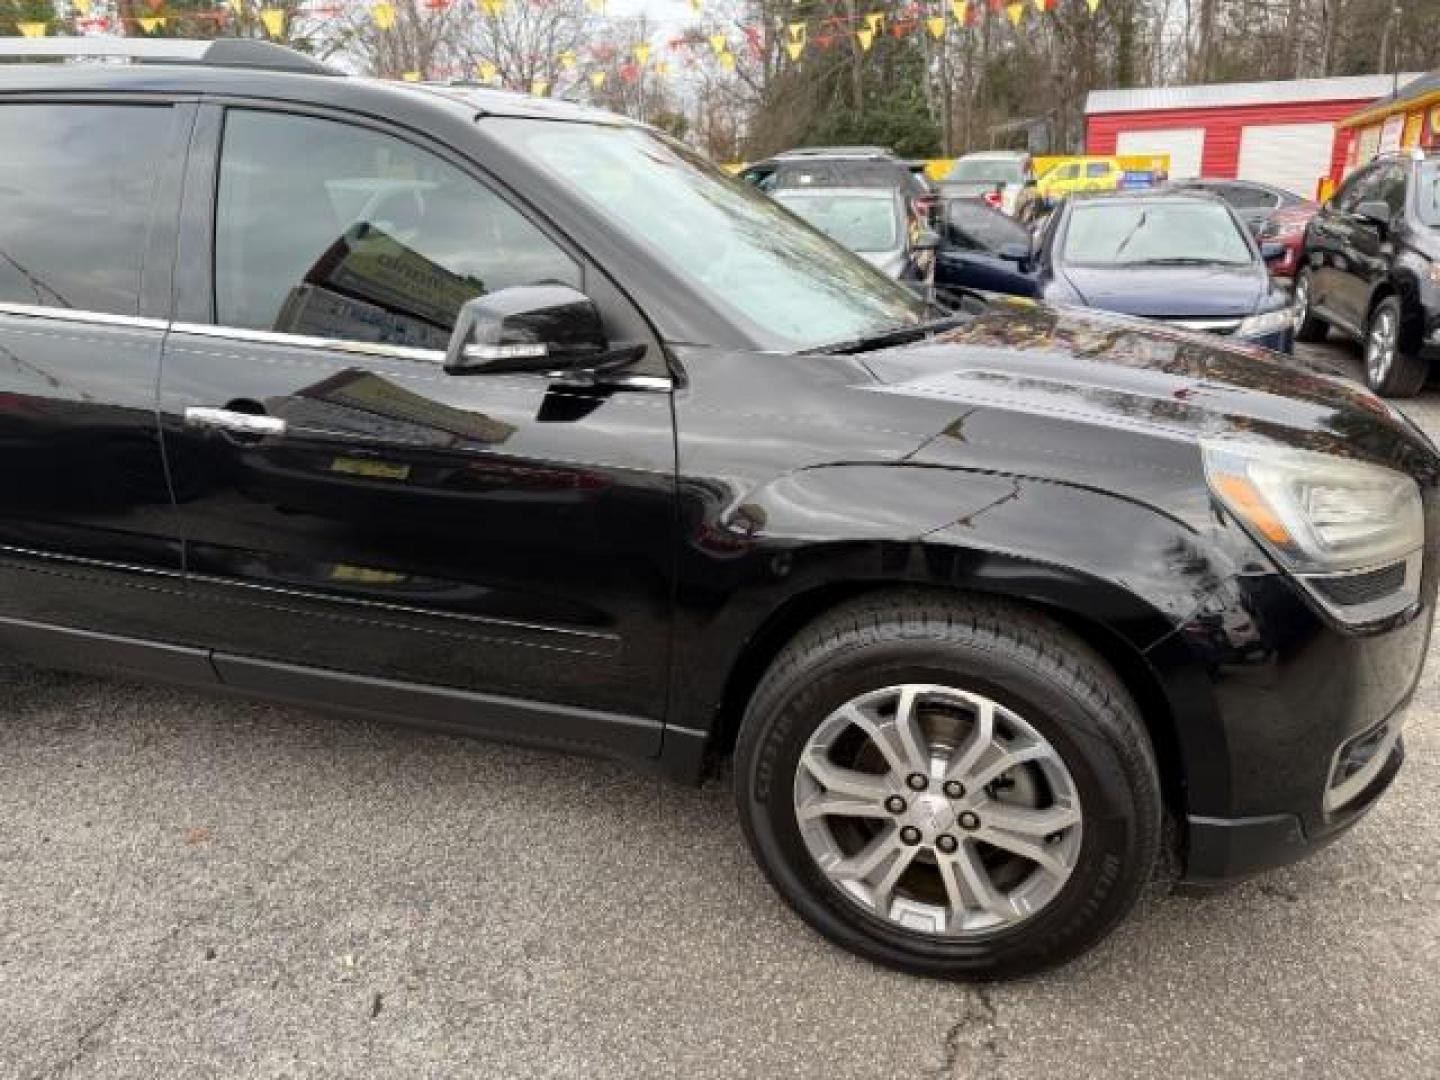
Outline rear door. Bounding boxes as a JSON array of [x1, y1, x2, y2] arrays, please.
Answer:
[[0, 98, 196, 659], [1308, 163, 1380, 325], [155, 104, 676, 749]]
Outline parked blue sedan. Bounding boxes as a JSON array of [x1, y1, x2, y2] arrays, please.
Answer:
[[935, 190, 1296, 353]]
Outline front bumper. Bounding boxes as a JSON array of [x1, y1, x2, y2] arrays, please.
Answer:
[[1163, 559, 1433, 886]]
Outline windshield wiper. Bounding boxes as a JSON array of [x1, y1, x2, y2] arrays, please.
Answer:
[[806, 314, 968, 355], [1122, 257, 1238, 266]]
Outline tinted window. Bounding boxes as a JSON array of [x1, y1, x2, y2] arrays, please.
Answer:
[[1417, 162, 1440, 228], [1221, 184, 1280, 211], [1375, 163, 1408, 216], [945, 201, 1031, 252], [215, 110, 579, 349], [1335, 165, 1380, 213], [0, 104, 171, 315], [1085, 163, 1111, 179]]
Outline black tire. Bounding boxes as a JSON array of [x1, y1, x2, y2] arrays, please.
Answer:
[[734, 591, 1162, 980], [1364, 295, 1428, 398], [1292, 268, 1329, 343]]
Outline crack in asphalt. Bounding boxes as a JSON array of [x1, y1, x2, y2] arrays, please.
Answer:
[[930, 984, 1002, 1079]]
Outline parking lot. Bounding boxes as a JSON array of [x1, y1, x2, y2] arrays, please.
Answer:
[[0, 339, 1434, 1080]]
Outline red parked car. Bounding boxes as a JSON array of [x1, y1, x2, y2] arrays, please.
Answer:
[[1255, 202, 1320, 279]]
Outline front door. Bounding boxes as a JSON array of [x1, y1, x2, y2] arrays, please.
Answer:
[[156, 105, 676, 750], [0, 99, 196, 658]]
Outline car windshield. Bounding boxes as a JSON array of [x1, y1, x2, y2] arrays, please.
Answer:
[[500, 121, 924, 351], [1418, 162, 1440, 228], [774, 192, 899, 253], [946, 159, 1024, 185], [1062, 201, 1255, 266]]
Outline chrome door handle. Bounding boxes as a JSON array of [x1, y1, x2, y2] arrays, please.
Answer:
[[184, 406, 287, 437]]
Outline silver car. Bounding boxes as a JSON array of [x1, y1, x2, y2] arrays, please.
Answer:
[[773, 186, 937, 284]]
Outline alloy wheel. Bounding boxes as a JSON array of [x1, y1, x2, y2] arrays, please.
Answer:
[[1367, 306, 1397, 386], [793, 684, 1083, 937]]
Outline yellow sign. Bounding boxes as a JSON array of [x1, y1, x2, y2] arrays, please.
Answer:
[[258, 7, 286, 37]]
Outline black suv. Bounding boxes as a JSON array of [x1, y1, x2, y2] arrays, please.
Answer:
[[1294, 150, 1440, 396], [0, 39, 1435, 980]]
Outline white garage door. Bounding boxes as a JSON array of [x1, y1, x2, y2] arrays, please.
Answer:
[[1116, 128, 1205, 179], [1238, 123, 1334, 199]]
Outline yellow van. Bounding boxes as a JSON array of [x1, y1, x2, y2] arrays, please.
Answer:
[[1036, 157, 1124, 199]]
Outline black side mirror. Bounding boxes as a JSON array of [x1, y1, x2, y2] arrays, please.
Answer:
[[998, 241, 1031, 263], [1353, 199, 1393, 231], [444, 285, 615, 376]]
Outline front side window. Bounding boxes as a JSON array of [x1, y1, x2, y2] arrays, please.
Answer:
[[1335, 165, 1380, 213], [0, 104, 171, 315], [1416, 162, 1440, 228], [1062, 202, 1254, 266], [505, 120, 923, 351], [1085, 163, 1111, 179], [1376, 163, 1408, 216], [1221, 184, 1280, 211], [214, 110, 579, 350]]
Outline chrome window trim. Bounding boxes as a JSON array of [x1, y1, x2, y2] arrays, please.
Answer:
[[169, 321, 446, 364], [0, 301, 168, 332]]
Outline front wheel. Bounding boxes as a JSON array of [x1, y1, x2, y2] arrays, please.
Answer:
[[734, 592, 1162, 979], [1365, 296, 1428, 398]]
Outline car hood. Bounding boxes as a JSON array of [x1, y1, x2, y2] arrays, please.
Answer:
[[1059, 263, 1268, 318], [857, 299, 1435, 503]]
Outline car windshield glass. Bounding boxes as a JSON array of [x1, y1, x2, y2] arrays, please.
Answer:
[[946, 159, 1023, 184], [502, 121, 924, 351], [774, 192, 899, 253], [1062, 201, 1254, 266], [1417, 162, 1440, 228]]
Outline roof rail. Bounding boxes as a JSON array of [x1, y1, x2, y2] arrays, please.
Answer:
[[0, 37, 340, 76]]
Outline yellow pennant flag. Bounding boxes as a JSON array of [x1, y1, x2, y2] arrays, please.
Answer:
[[137, 15, 166, 32], [865, 12, 883, 33], [402, 72, 421, 82], [477, 60, 498, 82], [785, 40, 803, 61], [16, 20, 46, 36], [531, 79, 549, 96], [371, 2, 395, 30], [927, 15, 946, 37], [559, 50, 577, 70], [258, 7, 286, 36], [1085, 0, 1100, 11], [856, 27, 874, 50], [786, 21, 805, 42], [633, 42, 650, 65], [584, 0, 604, 10], [226, 0, 244, 12], [72, 0, 91, 14], [709, 33, 727, 56], [951, 0, 968, 24], [654, 60, 669, 76], [687, 0, 702, 10], [1005, 1, 1024, 25], [589, 70, 606, 88], [718, 50, 735, 70], [479, 0, 504, 13]]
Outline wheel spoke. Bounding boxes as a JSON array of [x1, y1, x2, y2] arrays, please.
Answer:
[[944, 696, 994, 781], [981, 800, 1081, 839], [796, 790, 891, 822], [977, 823, 1069, 878], [829, 826, 903, 882], [891, 686, 933, 776], [966, 740, 1048, 792], [835, 703, 912, 779], [936, 854, 969, 930], [953, 841, 1014, 921], [869, 842, 919, 914], [801, 745, 892, 801]]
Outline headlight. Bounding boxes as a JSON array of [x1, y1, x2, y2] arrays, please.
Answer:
[[1236, 308, 1294, 338], [1202, 440, 1423, 573]]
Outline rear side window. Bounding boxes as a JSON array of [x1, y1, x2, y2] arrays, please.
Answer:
[[0, 104, 171, 315], [214, 109, 579, 349], [1085, 163, 1111, 178], [1222, 184, 1280, 211]]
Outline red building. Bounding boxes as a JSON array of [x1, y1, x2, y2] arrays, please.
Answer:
[[1085, 74, 1419, 199]]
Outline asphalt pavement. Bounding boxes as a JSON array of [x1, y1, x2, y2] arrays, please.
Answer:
[[1, 339, 1436, 1080]]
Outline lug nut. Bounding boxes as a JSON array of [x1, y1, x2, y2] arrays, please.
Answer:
[[885, 795, 907, 815], [905, 773, 929, 792], [957, 811, 981, 831], [943, 780, 966, 799], [936, 834, 958, 854], [899, 826, 922, 846]]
